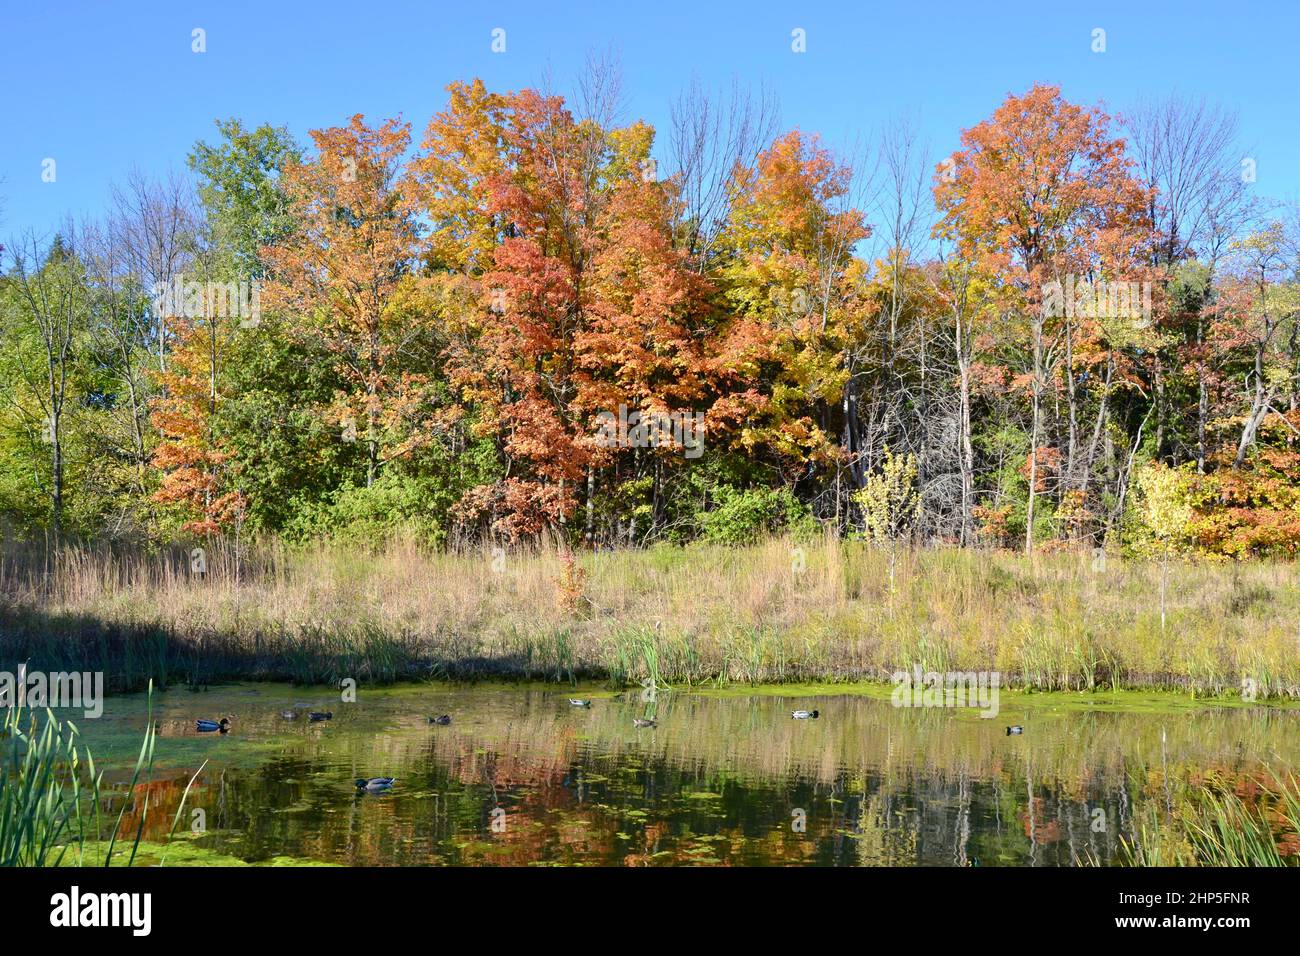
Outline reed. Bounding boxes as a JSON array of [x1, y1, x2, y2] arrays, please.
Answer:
[[0, 682, 168, 866], [1182, 776, 1300, 866], [1122, 772, 1300, 866]]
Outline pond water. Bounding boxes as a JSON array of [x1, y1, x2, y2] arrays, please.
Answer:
[[66, 682, 1300, 866]]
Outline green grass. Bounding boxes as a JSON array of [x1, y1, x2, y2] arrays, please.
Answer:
[[67, 836, 336, 867]]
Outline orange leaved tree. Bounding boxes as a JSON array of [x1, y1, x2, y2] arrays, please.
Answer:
[[934, 85, 1152, 552], [262, 115, 440, 490]]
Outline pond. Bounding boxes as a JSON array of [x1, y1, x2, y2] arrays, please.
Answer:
[[65, 682, 1300, 866]]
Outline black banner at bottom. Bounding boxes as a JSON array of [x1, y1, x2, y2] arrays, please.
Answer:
[[0, 865, 1279, 942]]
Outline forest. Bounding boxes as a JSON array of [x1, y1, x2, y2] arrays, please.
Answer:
[[2, 73, 1297, 563]]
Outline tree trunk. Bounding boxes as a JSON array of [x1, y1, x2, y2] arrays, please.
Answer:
[[1079, 353, 1114, 498], [50, 413, 63, 540], [1064, 316, 1078, 486], [1025, 315, 1043, 555], [956, 315, 975, 545], [1154, 353, 1166, 462], [1196, 311, 1208, 473], [585, 466, 595, 545]]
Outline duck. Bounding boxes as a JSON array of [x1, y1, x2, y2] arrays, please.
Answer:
[[568, 699, 592, 708], [632, 718, 657, 728], [308, 712, 333, 722], [428, 714, 451, 725], [355, 777, 395, 792], [195, 717, 231, 733], [1006, 725, 1023, 736], [280, 710, 300, 720], [791, 710, 820, 720]]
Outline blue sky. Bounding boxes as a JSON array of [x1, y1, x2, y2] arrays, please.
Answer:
[[2, 0, 1298, 238]]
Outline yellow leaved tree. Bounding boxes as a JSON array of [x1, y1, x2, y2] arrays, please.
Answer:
[[854, 446, 922, 604], [1133, 462, 1193, 632]]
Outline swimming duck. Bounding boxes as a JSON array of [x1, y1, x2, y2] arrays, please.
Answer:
[[632, 718, 656, 728], [791, 710, 820, 720], [1006, 725, 1023, 736], [355, 777, 395, 792], [195, 717, 231, 733], [308, 712, 333, 722], [428, 714, 451, 725], [568, 699, 592, 708]]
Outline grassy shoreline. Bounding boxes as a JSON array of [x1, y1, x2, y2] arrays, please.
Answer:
[[2, 535, 1298, 697]]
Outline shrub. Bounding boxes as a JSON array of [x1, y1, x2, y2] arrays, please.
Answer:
[[698, 487, 816, 545], [284, 472, 445, 548]]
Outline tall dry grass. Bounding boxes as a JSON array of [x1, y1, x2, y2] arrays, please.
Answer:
[[1, 533, 1297, 693]]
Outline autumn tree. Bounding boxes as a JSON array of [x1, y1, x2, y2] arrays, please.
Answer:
[[934, 85, 1153, 552], [715, 130, 870, 492], [412, 79, 712, 542], [149, 293, 246, 536], [575, 135, 712, 539], [263, 115, 442, 491]]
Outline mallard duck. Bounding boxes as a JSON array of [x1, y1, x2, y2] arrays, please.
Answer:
[[428, 714, 451, 725], [1006, 725, 1023, 736], [308, 712, 333, 722], [195, 717, 231, 733], [568, 699, 591, 708], [280, 710, 300, 720], [791, 709, 820, 720], [632, 718, 656, 728], [355, 777, 395, 792]]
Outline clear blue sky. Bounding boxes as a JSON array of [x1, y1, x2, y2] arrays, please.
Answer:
[[2, 0, 1298, 238]]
